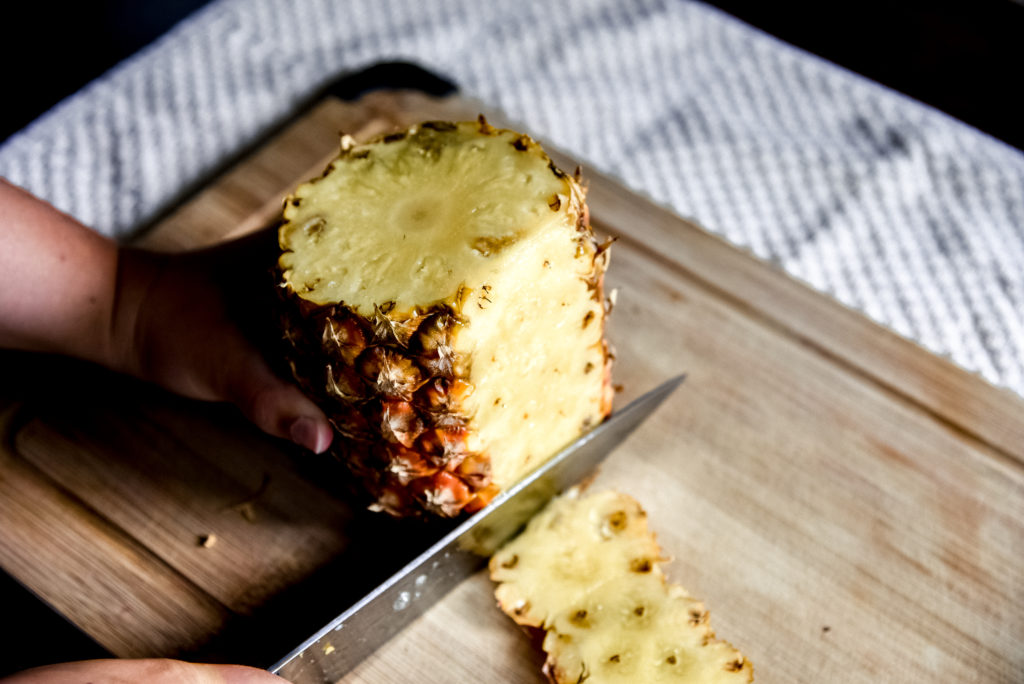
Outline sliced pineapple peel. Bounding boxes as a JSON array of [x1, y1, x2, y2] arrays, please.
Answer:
[[491, 489, 665, 628], [490, 489, 753, 683]]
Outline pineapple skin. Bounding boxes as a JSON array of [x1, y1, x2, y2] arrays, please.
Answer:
[[490, 490, 754, 683], [275, 119, 614, 517], [276, 295, 489, 516]]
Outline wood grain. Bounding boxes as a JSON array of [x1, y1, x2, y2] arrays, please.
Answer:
[[0, 399, 232, 658], [0, 90, 1021, 682], [15, 393, 357, 616]]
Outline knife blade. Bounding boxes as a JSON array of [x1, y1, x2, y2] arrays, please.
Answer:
[[269, 374, 685, 683]]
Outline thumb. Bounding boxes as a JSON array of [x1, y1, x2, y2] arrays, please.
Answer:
[[199, 664, 291, 684], [222, 351, 334, 454]]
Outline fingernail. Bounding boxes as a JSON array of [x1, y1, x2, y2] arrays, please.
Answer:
[[289, 417, 320, 452]]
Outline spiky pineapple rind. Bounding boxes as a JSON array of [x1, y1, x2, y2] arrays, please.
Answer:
[[275, 290, 494, 516]]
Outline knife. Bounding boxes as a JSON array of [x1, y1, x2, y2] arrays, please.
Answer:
[[269, 374, 685, 683]]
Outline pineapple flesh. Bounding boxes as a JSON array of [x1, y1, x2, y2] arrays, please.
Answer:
[[490, 490, 753, 683], [276, 119, 613, 517]]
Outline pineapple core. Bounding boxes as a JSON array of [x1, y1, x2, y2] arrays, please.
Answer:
[[277, 120, 612, 517], [490, 490, 753, 683]]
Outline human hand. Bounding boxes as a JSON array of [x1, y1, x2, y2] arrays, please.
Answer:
[[0, 658, 288, 684], [0, 178, 332, 453], [111, 234, 333, 453]]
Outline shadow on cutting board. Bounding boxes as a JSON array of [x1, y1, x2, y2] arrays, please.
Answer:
[[2, 350, 460, 669]]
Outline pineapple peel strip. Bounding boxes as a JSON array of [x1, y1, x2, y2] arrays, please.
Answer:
[[490, 489, 753, 683]]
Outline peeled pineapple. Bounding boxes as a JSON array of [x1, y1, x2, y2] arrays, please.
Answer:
[[276, 118, 613, 517], [490, 490, 753, 683]]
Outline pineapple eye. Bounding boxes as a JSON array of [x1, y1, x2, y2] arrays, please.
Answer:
[[634, 605, 646, 617], [608, 654, 621, 663], [600, 510, 628, 538], [666, 655, 678, 665], [499, 554, 518, 569], [471, 234, 519, 257], [726, 659, 746, 672], [630, 558, 653, 573], [476, 114, 494, 134], [302, 217, 326, 240]]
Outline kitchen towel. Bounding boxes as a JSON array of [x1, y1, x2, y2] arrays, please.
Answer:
[[2, 0, 1022, 395]]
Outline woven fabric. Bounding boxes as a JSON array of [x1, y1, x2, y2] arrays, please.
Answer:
[[2, 0, 1022, 395]]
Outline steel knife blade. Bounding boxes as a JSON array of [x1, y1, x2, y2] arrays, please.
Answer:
[[269, 374, 685, 683]]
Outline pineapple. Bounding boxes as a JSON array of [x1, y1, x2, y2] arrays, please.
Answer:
[[490, 490, 753, 683], [276, 118, 613, 517]]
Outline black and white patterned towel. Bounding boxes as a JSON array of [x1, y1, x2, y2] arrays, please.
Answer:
[[2, 0, 1022, 395]]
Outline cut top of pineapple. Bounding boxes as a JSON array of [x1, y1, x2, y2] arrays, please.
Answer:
[[278, 121, 580, 316]]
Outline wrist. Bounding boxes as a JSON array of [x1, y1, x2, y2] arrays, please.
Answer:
[[106, 247, 169, 380]]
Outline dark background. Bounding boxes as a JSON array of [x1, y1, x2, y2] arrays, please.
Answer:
[[705, 0, 1023, 151], [1, 0, 1021, 676], [1, 0, 1022, 149]]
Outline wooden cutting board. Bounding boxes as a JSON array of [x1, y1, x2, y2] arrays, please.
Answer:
[[1, 89, 1022, 683]]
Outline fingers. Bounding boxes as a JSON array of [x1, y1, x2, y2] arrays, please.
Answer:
[[113, 245, 334, 455], [206, 664, 290, 684], [287, 414, 333, 454], [0, 659, 289, 684], [224, 352, 334, 454], [246, 383, 334, 454]]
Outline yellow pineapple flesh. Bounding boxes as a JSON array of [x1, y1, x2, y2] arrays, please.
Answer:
[[276, 119, 613, 517], [490, 490, 753, 683]]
